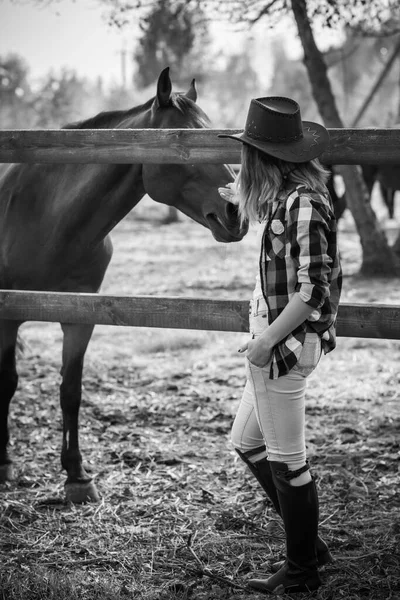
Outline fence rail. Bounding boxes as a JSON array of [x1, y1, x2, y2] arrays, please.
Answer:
[[1, 128, 400, 164], [1, 127, 400, 341], [1, 291, 400, 340]]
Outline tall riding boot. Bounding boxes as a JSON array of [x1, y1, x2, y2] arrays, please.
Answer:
[[235, 446, 281, 512], [236, 447, 332, 570], [249, 461, 322, 594]]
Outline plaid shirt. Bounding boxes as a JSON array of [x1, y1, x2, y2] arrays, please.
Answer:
[[260, 185, 342, 379]]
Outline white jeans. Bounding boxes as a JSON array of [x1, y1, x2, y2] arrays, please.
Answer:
[[231, 294, 321, 469]]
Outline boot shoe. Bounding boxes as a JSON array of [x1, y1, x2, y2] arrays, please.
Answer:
[[249, 561, 322, 594], [271, 535, 333, 572]]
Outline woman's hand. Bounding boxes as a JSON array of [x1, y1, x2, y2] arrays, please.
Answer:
[[238, 337, 273, 368], [218, 182, 240, 205]]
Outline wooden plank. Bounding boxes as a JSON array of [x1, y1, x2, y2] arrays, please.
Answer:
[[1, 128, 400, 164], [0, 290, 400, 339], [336, 303, 400, 339], [0, 291, 250, 333]]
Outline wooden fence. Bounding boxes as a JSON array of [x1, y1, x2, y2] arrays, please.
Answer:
[[1, 127, 400, 340], [2, 128, 400, 164]]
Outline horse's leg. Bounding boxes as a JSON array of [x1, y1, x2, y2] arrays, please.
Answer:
[[388, 189, 395, 219], [379, 183, 394, 219], [60, 322, 99, 503], [0, 320, 20, 482]]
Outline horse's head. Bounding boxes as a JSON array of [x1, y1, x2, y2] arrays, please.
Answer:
[[141, 68, 248, 243]]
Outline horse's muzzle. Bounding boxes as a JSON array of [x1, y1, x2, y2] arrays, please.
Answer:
[[206, 213, 248, 243]]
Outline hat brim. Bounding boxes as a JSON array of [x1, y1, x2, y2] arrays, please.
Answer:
[[218, 121, 329, 163]]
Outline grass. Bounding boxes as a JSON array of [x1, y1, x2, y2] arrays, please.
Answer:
[[1, 196, 400, 599]]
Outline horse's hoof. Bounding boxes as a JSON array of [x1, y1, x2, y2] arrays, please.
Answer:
[[0, 463, 15, 482], [65, 481, 100, 503]]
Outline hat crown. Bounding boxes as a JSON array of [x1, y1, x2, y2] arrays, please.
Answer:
[[245, 97, 303, 144], [217, 94, 329, 162]]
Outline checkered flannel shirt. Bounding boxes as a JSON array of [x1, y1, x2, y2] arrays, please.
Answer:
[[259, 184, 342, 379]]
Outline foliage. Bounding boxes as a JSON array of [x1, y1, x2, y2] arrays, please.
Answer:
[[0, 53, 139, 129], [0, 53, 35, 128], [133, 0, 210, 89], [201, 43, 262, 127], [196, 0, 400, 35], [267, 31, 400, 127], [308, 0, 400, 35], [326, 32, 400, 126], [10, 0, 400, 36], [0, 42, 262, 131], [33, 69, 93, 128], [268, 37, 318, 120], [0, 53, 31, 99], [99, 0, 400, 35]]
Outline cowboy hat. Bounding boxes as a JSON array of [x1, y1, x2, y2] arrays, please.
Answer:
[[219, 96, 329, 163]]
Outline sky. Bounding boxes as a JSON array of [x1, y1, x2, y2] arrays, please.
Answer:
[[0, 0, 342, 89], [0, 0, 301, 89], [0, 0, 138, 87]]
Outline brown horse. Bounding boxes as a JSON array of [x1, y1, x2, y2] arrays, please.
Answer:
[[327, 165, 399, 222], [367, 164, 399, 219], [0, 68, 248, 502]]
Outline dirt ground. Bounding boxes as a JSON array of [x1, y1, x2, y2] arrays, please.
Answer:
[[1, 194, 400, 600]]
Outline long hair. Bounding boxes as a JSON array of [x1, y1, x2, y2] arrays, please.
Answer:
[[236, 145, 331, 225]]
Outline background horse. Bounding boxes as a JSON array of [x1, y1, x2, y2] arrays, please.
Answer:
[[369, 123, 400, 220], [365, 164, 399, 220], [328, 164, 399, 222], [0, 67, 248, 503]]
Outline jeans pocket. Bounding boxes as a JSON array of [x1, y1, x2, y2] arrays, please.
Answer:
[[292, 335, 322, 377], [249, 297, 268, 337], [252, 297, 267, 317], [246, 355, 271, 372]]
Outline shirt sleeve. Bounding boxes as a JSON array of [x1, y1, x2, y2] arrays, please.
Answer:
[[286, 193, 332, 310]]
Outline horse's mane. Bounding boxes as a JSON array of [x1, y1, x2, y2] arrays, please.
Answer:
[[172, 94, 210, 127], [63, 93, 210, 130], [63, 98, 154, 130]]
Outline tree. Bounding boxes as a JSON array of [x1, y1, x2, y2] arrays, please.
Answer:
[[133, 0, 209, 89], [99, 0, 400, 275], [268, 37, 317, 120], [199, 0, 400, 276], [324, 32, 400, 127], [8, 0, 400, 263], [290, 0, 400, 276], [204, 43, 262, 127], [33, 69, 92, 128], [0, 53, 36, 128], [0, 54, 114, 131], [130, 0, 211, 222]]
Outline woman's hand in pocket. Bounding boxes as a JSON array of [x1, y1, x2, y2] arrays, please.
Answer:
[[238, 337, 273, 368]]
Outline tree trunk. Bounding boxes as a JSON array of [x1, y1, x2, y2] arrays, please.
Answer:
[[291, 0, 400, 276]]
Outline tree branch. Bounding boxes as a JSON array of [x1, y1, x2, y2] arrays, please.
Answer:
[[351, 38, 400, 126], [247, 0, 284, 24]]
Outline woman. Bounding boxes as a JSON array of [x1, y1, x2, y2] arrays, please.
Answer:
[[218, 97, 342, 594]]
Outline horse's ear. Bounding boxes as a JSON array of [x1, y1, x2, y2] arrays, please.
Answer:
[[155, 67, 172, 108], [186, 79, 197, 103]]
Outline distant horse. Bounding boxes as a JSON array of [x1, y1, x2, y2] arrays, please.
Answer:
[[326, 168, 347, 221], [363, 164, 399, 219], [367, 123, 400, 219], [327, 165, 399, 222], [335, 125, 400, 221], [0, 68, 248, 503]]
